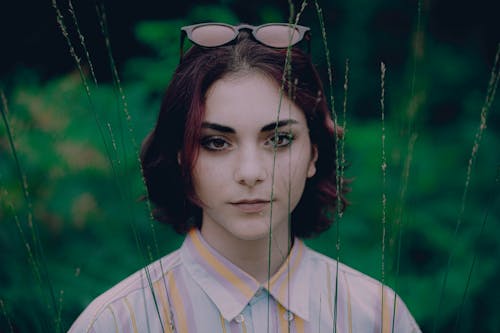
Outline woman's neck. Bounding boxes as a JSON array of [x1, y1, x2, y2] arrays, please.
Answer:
[[200, 223, 292, 284]]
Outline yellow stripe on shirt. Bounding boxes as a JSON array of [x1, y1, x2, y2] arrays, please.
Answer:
[[190, 231, 255, 299], [295, 316, 305, 333], [342, 271, 353, 333], [123, 297, 138, 333], [276, 241, 304, 304], [153, 278, 173, 333], [382, 287, 393, 333], [277, 303, 289, 333], [168, 271, 189, 332], [105, 305, 119, 333], [269, 240, 303, 289], [327, 262, 333, 319], [219, 313, 227, 333]]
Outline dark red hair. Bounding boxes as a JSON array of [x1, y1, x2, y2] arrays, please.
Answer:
[[140, 32, 348, 238]]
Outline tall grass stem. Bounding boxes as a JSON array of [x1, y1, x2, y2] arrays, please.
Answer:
[[1, 90, 58, 331], [432, 43, 500, 333], [379, 62, 389, 332], [453, 166, 500, 332]]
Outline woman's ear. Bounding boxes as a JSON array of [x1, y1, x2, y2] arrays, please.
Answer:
[[307, 144, 318, 178], [177, 152, 182, 166]]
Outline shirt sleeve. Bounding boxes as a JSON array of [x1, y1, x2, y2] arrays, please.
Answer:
[[393, 295, 422, 333], [68, 303, 119, 333]]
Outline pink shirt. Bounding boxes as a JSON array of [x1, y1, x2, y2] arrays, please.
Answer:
[[69, 229, 421, 332]]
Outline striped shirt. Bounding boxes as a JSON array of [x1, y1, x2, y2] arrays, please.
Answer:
[[69, 229, 421, 332]]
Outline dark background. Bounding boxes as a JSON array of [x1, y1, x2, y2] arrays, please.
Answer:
[[1, 0, 499, 332]]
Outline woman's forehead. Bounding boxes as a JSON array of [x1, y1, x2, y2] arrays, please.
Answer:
[[203, 71, 306, 127]]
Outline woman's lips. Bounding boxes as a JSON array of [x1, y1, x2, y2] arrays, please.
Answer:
[[231, 200, 271, 213]]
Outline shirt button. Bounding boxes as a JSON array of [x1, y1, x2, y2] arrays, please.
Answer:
[[284, 312, 294, 321], [234, 314, 245, 324]]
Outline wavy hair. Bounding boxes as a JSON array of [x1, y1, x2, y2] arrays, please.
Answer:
[[140, 32, 348, 238]]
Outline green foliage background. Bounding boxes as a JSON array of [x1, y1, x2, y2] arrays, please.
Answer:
[[1, 1, 499, 332]]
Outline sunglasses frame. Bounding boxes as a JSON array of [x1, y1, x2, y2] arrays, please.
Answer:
[[180, 23, 311, 59]]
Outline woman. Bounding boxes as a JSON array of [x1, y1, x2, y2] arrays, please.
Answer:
[[70, 23, 421, 332]]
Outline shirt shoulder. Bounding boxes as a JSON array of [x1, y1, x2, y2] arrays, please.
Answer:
[[303, 245, 422, 333], [304, 246, 378, 284], [305, 246, 395, 296], [68, 249, 182, 333]]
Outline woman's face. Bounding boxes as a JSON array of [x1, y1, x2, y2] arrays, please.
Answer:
[[192, 71, 317, 243]]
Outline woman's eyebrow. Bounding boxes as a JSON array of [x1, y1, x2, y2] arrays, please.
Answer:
[[260, 119, 298, 132], [201, 122, 235, 133], [201, 119, 299, 134]]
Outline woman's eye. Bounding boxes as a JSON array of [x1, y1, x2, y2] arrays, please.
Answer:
[[200, 137, 230, 151], [266, 132, 295, 148]]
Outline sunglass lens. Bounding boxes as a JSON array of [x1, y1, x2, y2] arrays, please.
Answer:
[[254, 25, 301, 48], [191, 25, 237, 47]]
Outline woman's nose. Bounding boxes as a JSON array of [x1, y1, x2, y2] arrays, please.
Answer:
[[233, 145, 268, 187]]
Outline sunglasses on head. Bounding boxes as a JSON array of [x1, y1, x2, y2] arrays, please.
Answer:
[[180, 23, 311, 59]]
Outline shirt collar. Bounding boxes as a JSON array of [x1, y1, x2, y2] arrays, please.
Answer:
[[180, 229, 311, 322]]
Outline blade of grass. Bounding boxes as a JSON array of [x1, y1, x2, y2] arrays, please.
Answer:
[[264, 2, 309, 331], [95, 3, 166, 331], [340, 58, 349, 211], [50, 0, 119, 188], [391, 132, 417, 329], [313, 2, 345, 332], [0, 94, 42, 286], [284, 3, 295, 331], [68, 0, 98, 86], [433, 43, 500, 333], [55, 290, 65, 332], [95, 1, 160, 263], [392, 1, 425, 331], [1, 90, 58, 331], [0, 299, 14, 333], [52, 1, 163, 330], [286, 3, 309, 332], [453, 166, 500, 332], [380, 62, 389, 333]]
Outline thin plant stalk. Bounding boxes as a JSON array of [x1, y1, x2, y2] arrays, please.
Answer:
[[1, 91, 58, 331], [95, 3, 165, 331], [0, 299, 14, 333], [0, 95, 41, 286], [313, 2, 343, 332], [340, 58, 349, 209], [285, 3, 295, 330], [68, 0, 98, 86], [433, 43, 500, 333], [55, 290, 65, 333], [453, 166, 499, 332], [391, 132, 417, 330], [95, 1, 163, 264], [52, 0, 164, 329], [379, 62, 389, 333], [392, 1, 425, 330], [50, 0, 119, 188], [265, 2, 309, 331]]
